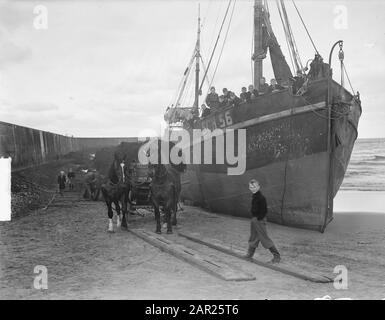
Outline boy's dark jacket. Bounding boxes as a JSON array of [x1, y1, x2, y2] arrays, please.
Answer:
[[251, 191, 267, 220]]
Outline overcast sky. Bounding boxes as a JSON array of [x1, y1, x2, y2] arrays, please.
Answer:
[[0, 0, 384, 138]]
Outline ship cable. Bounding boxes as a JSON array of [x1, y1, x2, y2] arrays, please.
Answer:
[[251, 2, 254, 85], [206, 0, 225, 56], [199, 0, 233, 94], [276, 0, 299, 73], [180, 67, 195, 107], [276, 3, 296, 74], [291, 0, 319, 56], [299, 94, 350, 120], [200, 55, 213, 88], [207, 0, 237, 95], [280, 0, 304, 72], [342, 62, 356, 95], [287, 83, 350, 120], [171, 47, 197, 108]]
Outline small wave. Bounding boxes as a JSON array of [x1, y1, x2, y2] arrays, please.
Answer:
[[340, 186, 385, 191], [374, 155, 385, 160], [345, 171, 375, 177], [351, 161, 385, 170]]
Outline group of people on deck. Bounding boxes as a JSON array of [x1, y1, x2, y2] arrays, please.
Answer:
[[200, 77, 286, 118]]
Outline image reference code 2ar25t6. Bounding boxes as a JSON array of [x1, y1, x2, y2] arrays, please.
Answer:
[[188, 304, 239, 316]]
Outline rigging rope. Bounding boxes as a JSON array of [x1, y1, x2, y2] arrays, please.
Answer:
[[173, 48, 197, 107], [207, 0, 224, 54], [276, 1, 297, 73], [342, 62, 355, 94], [199, 0, 233, 92], [281, 0, 303, 71], [291, 0, 319, 55], [251, 2, 254, 85], [180, 65, 195, 107], [277, 0, 303, 73], [207, 0, 237, 95], [200, 55, 212, 88]]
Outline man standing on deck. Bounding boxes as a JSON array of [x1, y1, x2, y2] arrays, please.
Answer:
[[245, 179, 281, 263], [205, 86, 220, 111], [259, 77, 269, 94]]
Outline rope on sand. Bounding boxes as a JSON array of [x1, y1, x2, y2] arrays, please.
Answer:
[[42, 193, 57, 210]]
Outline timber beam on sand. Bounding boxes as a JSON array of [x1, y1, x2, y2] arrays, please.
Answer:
[[129, 228, 256, 282], [179, 231, 333, 283]]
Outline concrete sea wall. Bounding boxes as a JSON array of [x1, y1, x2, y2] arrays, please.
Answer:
[[0, 121, 136, 171]]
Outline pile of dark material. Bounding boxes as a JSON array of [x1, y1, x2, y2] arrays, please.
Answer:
[[11, 164, 60, 218], [11, 173, 53, 217], [10, 153, 90, 218], [10, 144, 147, 218]]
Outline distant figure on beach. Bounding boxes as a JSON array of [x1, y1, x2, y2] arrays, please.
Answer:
[[67, 168, 75, 190], [81, 170, 103, 201], [245, 179, 281, 263], [57, 171, 67, 196]]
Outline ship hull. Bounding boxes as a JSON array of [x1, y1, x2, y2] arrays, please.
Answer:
[[180, 79, 361, 231]]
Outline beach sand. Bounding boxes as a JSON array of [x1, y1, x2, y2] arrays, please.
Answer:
[[0, 190, 384, 300], [334, 190, 385, 214]]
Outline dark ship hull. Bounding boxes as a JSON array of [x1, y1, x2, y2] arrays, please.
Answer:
[[180, 79, 361, 231]]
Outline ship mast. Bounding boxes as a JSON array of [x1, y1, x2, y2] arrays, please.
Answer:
[[253, 0, 264, 90], [194, 5, 201, 109]]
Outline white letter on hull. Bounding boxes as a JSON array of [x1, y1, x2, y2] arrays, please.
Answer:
[[226, 129, 246, 175], [138, 138, 159, 165], [192, 129, 203, 164], [170, 129, 190, 165]]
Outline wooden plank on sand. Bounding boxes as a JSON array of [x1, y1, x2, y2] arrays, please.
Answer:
[[129, 229, 256, 282], [179, 232, 333, 283]]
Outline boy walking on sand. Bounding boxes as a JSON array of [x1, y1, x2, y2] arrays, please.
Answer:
[[245, 179, 281, 263]]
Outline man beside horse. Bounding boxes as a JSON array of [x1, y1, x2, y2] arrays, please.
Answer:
[[80, 169, 104, 201]]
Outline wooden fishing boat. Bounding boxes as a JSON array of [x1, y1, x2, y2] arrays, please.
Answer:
[[165, 0, 361, 232]]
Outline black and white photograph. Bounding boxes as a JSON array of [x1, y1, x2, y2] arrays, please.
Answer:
[[0, 0, 384, 303]]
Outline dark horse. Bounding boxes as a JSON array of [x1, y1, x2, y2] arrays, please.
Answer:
[[149, 161, 186, 234], [101, 152, 131, 232]]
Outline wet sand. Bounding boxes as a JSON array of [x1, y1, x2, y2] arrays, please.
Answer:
[[334, 190, 385, 214]]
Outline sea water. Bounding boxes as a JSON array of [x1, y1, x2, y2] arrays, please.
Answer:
[[342, 138, 385, 191]]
